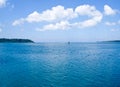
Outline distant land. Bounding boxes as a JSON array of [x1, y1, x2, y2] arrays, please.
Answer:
[[101, 40, 120, 42], [0, 38, 34, 43], [106, 40, 120, 42], [97, 40, 120, 43]]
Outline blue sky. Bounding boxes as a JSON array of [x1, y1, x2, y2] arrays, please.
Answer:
[[0, 0, 120, 42]]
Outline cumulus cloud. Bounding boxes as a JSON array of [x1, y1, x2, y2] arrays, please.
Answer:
[[104, 5, 116, 15], [105, 20, 120, 26], [12, 18, 25, 26], [13, 4, 103, 30], [26, 6, 76, 23], [42, 21, 71, 31], [13, 5, 76, 25], [25, 11, 41, 23], [105, 22, 116, 26], [75, 5, 102, 27], [0, 0, 6, 7]]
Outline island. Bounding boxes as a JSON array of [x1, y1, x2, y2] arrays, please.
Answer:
[[97, 40, 120, 43], [0, 38, 34, 43], [105, 40, 120, 42]]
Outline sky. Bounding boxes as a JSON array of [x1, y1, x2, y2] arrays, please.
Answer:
[[0, 0, 120, 42]]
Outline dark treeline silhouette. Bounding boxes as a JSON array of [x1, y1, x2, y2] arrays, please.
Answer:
[[0, 38, 34, 43], [106, 40, 120, 42]]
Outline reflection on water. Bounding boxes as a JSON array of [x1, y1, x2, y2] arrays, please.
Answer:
[[0, 43, 120, 87]]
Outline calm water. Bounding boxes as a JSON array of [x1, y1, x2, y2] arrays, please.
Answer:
[[0, 42, 120, 87]]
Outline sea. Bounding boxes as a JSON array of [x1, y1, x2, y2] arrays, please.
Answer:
[[0, 42, 120, 87]]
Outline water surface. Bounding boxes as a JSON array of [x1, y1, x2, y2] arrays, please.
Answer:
[[0, 42, 120, 87]]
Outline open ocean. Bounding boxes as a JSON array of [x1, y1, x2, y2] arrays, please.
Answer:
[[0, 42, 120, 87]]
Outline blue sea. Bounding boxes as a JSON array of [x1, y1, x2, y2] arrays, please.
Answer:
[[0, 42, 120, 87]]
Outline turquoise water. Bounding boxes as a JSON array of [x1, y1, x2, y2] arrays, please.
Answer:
[[0, 43, 120, 87]]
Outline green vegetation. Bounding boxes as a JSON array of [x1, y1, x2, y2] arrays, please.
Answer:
[[0, 38, 34, 43]]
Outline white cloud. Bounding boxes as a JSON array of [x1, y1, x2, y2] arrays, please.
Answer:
[[13, 5, 76, 25], [0, 0, 6, 7], [104, 5, 116, 15], [118, 20, 120, 24], [13, 5, 103, 30], [26, 6, 76, 23], [42, 21, 71, 31], [105, 22, 116, 26], [12, 18, 25, 26], [111, 28, 119, 32], [0, 28, 2, 32], [105, 20, 120, 26], [26, 11, 41, 23], [75, 5, 102, 28]]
